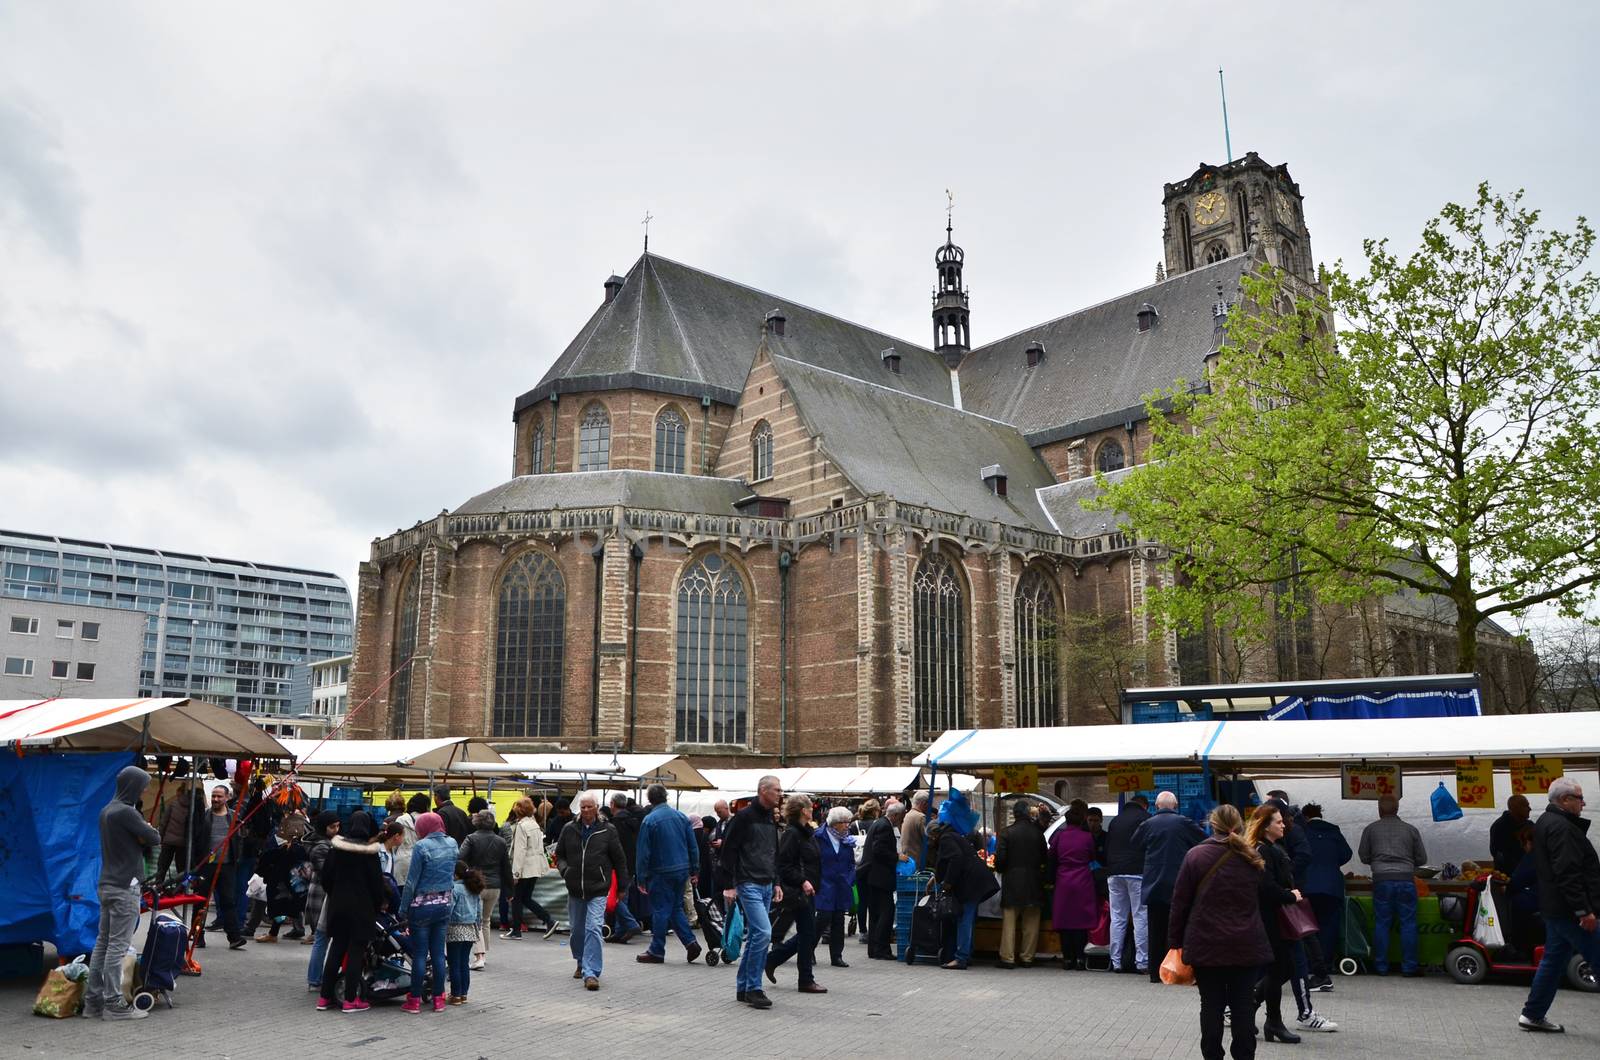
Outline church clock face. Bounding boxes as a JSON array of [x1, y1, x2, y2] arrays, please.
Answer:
[[1277, 190, 1297, 222], [1194, 191, 1227, 226]]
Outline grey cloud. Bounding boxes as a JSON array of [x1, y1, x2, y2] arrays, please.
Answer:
[[0, 93, 85, 262]]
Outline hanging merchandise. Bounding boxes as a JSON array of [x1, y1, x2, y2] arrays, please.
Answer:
[[1431, 781, 1464, 822], [1472, 884, 1506, 949]]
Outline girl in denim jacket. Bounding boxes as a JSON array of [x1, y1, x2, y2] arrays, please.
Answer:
[[446, 863, 486, 1004]]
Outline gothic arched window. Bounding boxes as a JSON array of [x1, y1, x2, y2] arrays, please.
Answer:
[[654, 407, 687, 474], [1205, 241, 1229, 264], [493, 551, 565, 738], [389, 567, 419, 738], [751, 421, 773, 482], [577, 403, 610, 472], [1177, 206, 1194, 272], [528, 415, 545, 475], [675, 553, 749, 745], [1014, 569, 1059, 727], [1095, 439, 1126, 473], [1235, 187, 1251, 249], [914, 551, 966, 739]]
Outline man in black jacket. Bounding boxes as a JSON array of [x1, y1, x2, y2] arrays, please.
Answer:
[[1105, 794, 1150, 973], [861, 802, 906, 961], [607, 793, 645, 941], [1491, 794, 1533, 875], [555, 791, 628, 991], [432, 786, 471, 845], [994, 800, 1047, 968], [1518, 777, 1600, 1033], [721, 777, 784, 1009]]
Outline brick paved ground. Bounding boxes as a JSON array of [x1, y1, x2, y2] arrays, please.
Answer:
[[2, 929, 1596, 1060]]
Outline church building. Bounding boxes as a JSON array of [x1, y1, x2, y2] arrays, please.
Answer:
[[347, 154, 1511, 762]]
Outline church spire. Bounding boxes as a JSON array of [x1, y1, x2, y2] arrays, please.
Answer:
[[932, 190, 970, 369]]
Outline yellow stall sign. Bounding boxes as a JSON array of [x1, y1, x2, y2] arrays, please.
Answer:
[[1106, 762, 1156, 795], [1511, 758, 1563, 797], [1455, 759, 1496, 809], [1341, 763, 1402, 801], [993, 764, 1039, 795]]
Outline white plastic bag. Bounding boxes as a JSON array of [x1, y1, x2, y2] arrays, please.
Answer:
[[1472, 884, 1506, 949], [246, 873, 267, 901], [60, 955, 90, 982]]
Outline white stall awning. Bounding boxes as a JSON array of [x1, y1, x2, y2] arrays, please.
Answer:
[[496, 753, 712, 791], [0, 697, 287, 757], [278, 737, 509, 780]]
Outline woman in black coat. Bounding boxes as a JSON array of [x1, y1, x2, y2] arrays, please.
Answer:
[[933, 818, 999, 970], [316, 811, 387, 1012], [765, 795, 827, 993], [1246, 804, 1333, 1042]]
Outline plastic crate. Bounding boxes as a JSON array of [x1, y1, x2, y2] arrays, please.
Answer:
[[1131, 701, 1179, 725]]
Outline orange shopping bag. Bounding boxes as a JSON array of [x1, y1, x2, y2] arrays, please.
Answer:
[[1159, 947, 1195, 986]]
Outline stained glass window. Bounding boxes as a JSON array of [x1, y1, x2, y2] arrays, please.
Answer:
[[675, 553, 749, 745], [1014, 569, 1059, 728], [655, 407, 686, 474], [914, 552, 965, 739], [493, 551, 565, 738]]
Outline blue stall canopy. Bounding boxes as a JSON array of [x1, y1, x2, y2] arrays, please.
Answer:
[[1121, 673, 1481, 724]]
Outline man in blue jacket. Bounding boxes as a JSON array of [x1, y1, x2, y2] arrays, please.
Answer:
[[633, 783, 702, 965], [1132, 791, 1204, 983], [1301, 803, 1353, 989]]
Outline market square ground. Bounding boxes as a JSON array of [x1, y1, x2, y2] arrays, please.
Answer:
[[3, 932, 1595, 1059]]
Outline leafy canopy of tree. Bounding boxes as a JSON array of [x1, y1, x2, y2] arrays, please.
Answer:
[[1092, 184, 1600, 671]]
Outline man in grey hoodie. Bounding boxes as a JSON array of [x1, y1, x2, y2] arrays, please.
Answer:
[[86, 764, 163, 1020]]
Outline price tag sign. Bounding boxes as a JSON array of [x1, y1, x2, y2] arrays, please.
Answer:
[[1455, 759, 1495, 809], [993, 764, 1038, 795], [1341, 763, 1403, 801], [1106, 762, 1155, 794], [1511, 758, 1563, 796]]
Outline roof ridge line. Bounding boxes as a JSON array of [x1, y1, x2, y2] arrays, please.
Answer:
[[768, 353, 1026, 431], [647, 255, 705, 380], [966, 252, 1251, 357], [630, 256, 648, 370]]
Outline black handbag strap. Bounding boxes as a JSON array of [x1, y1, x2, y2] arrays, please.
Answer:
[[1195, 848, 1235, 903]]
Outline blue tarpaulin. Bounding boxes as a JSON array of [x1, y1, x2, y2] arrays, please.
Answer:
[[1264, 688, 1481, 720], [0, 750, 134, 956]]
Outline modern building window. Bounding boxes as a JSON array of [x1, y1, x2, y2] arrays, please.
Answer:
[[577, 403, 611, 472], [751, 421, 774, 482], [528, 416, 545, 475], [76, 662, 95, 681], [1014, 569, 1059, 728], [81, 621, 100, 641], [913, 551, 966, 739], [10, 616, 38, 635], [675, 552, 749, 745], [1095, 439, 1126, 473], [492, 550, 566, 739], [50, 660, 69, 679], [654, 407, 687, 474], [389, 568, 420, 738], [56, 619, 73, 638], [3, 657, 31, 677]]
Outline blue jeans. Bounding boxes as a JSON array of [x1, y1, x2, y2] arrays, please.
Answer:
[[645, 872, 695, 956], [1522, 915, 1600, 1021], [1372, 879, 1418, 973], [407, 904, 448, 999], [614, 885, 642, 934], [953, 900, 978, 964], [446, 940, 473, 998], [735, 882, 773, 993], [569, 895, 607, 979], [306, 928, 330, 987]]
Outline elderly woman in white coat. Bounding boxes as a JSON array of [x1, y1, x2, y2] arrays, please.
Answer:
[[500, 796, 559, 939]]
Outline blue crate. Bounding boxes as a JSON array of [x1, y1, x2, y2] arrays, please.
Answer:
[[1131, 701, 1178, 724]]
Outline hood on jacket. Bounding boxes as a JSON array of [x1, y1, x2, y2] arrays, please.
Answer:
[[331, 834, 380, 855], [343, 810, 375, 842], [311, 810, 340, 836], [115, 765, 151, 806]]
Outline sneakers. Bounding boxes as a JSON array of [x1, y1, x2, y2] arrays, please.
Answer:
[[401, 996, 422, 1014], [80, 1004, 104, 1020], [1519, 1015, 1565, 1033], [342, 999, 370, 1014], [229, 937, 248, 950], [433, 995, 447, 1012], [1308, 975, 1334, 992], [543, 921, 560, 940], [315, 998, 333, 1012], [1296, 1013, 1338, 1033], [102, 1004, 148, 1021], [500, 930, 522, 940]]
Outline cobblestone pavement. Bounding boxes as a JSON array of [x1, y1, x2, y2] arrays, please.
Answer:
[[3, 930, 1597, 1060]]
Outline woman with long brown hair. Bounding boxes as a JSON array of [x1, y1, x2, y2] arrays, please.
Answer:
[[1246, 803, 1335, 1041], [501, 796, 558, 940], [1168, 804, 1270, 1060]]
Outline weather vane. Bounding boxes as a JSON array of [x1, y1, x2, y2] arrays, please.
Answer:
[[641, 210, 653, 252], [945, 189, 954, 234]]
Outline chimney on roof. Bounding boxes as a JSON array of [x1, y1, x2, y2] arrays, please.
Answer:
[[1024, 340, 1045, 368], [1136, 303, 1159, 333], [881, 347, 901, 374], [765, 308, 787, 337], [603, 274, 625, 304], [980, 464, 1007, 497]]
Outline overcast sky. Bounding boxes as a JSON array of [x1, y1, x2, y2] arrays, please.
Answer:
[[2, 2, 1595, 598]]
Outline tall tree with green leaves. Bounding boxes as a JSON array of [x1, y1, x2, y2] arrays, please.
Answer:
[[1092, 184, 1600, 673]]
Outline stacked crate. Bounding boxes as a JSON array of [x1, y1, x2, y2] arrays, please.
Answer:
[[894, 870, 941, 963]]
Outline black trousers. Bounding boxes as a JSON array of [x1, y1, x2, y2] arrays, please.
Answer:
[[1059, 928, 1088, 963], [819, 908, 846, 963], [1195, 965, 1258, 1060], [319, 925, 363, 1003], [199, 864, 241, 943], [865, 884, 896, 957], [509, 877, 554, 933], [1147, 901, 1171, 983], [768, 897, 818, 984]]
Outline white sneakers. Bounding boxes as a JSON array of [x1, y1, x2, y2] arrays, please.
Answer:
[[1296, 1013, 1337, 1033]]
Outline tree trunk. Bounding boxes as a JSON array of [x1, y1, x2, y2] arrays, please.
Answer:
[[1455, 606, 1478, 676]]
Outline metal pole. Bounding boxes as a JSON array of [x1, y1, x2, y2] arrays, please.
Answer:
[[1218, 68, 1233, 163]]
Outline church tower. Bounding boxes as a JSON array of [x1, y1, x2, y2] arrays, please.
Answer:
[[1161, 152, 1316, 282], [932, 211, 970, 368]]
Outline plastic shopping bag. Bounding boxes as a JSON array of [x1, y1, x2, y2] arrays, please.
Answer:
[[1472, 884, 1506, 949], [723, 901, 745, 961], [1159, 947, 1195, 986], [1431, 781, 1464, 822]]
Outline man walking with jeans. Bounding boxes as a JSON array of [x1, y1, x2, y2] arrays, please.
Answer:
[[85, 765, 162, 1020], [1358, 793, 1427, 976], [554, 791, 628, 991], [634, 783, 703, 965], [722, 775, 783, 1009], [1518, 776, 1600, 1033]]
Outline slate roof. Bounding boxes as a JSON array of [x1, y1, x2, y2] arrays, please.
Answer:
[[769, 354, 1057, 532], [957, 253, 1254, 441], [453, 471, 751, 517], [516, 253, 952, 414], [1036, 468, 1133, 538]]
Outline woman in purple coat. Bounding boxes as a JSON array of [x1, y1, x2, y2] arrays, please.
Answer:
[[1049, 805, 1098, 969]]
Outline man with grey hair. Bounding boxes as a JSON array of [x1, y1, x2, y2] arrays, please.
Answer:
[[1358, 793, 1427, 977], [722, 776, 783, 1008], [863, 802, 907, 960], [634, 783, 702, 965], [1133, 790, 1203, 983], [554, 790, 628, 990], [900, 791, 929, 867], [1519, 776, 1600, 1033]]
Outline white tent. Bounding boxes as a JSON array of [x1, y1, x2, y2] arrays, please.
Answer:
[[699, 765, 979, 796], [496, 752, 712, 791], [277, 737, 509, 781], [0, 697, 286, 757]]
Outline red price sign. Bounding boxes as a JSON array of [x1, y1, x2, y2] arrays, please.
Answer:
[[1341, 764, 1403, 801]]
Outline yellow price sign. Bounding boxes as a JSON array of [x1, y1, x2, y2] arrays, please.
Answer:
[[1106, 762, 1155, 795], [1455, 759, 1496, 809], [1341, 764, 1403, 801], [1511, 758, 1562, 796], [993, 764, 1038, 794]]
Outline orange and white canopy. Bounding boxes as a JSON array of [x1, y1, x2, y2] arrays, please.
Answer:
[[0, 697, 288, 757]]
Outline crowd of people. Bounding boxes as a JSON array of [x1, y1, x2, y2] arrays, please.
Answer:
[[85, 762, 1600, 1046]]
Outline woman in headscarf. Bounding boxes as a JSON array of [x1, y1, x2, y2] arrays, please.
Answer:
[[316, 810, 387, 1012], [399, 811, 458, 1013], [303, 810, 340, 991]]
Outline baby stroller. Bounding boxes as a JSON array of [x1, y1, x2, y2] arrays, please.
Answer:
[[362, 913, 427, 1003], [693, 895, 726, 966]]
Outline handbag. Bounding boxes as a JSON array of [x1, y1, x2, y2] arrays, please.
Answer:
[[1276, 897, 1320, 940], [921, 889, 960, 922], [1159, 947, 1195, 986]]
